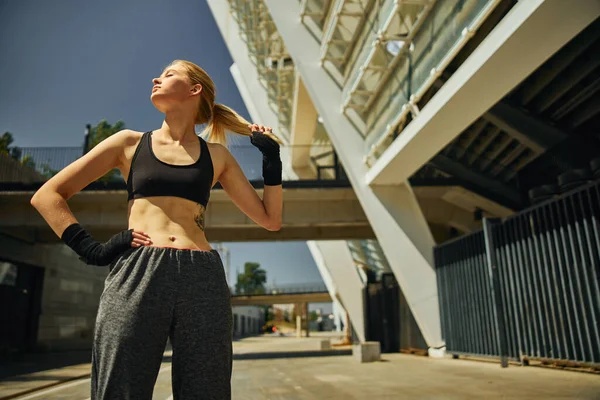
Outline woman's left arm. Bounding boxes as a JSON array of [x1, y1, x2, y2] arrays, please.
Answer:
[[217, 147, 282, 231]]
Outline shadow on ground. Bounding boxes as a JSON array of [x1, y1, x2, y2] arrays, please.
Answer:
[[0, 350, 91, 380]]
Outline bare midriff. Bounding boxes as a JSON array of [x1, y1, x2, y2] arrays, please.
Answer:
[[127, 196, 211, 251]]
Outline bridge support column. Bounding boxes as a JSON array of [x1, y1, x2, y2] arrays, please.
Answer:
[[307, 241, 366, 342], [304, 302, 310, 338], [296, 309, 302, 338]]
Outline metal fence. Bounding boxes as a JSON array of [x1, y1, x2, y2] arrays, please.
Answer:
[[435, 180, 600, 366]]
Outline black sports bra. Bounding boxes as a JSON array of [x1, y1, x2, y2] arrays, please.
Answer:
[[126, 131, 214, 207]]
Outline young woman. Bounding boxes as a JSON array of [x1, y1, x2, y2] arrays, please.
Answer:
[[30, 60, 283, 399]]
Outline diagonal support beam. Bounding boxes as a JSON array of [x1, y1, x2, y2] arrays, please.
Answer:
[[429, 154, 523, 209], [308, 241, 367, 342], [290, 76, 318, 175], [264, 0, 443, 347], [483, 101, 568, 153]]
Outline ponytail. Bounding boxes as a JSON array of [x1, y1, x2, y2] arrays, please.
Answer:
[[201, 104, 250, 146], [202, 103, 282, 147]]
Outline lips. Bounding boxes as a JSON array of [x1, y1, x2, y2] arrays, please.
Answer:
[[152, 86, 160, 92]]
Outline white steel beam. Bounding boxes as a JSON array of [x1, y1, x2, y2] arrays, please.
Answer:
[[290, 76, 318, 173], [264, 0, 442, 347], [365, 0, 600, 186]]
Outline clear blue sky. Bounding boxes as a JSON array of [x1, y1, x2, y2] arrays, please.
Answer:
[[0, 0, 329, 310]]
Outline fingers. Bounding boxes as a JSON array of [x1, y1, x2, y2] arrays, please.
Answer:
[[247, 123, 273, 134], [131, 230, 152, 247]]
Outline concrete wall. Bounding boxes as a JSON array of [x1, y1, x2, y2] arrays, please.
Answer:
[[0, 233, 107, 351]]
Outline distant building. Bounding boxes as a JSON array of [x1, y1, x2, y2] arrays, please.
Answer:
[[232, 306, 265, 337]]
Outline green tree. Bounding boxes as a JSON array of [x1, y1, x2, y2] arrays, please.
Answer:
[[235, 262, 267, 295], [1, 132, 22, 160], [86, 120, 126, 150], [1, 132, 36, 170], [309, 310, 319, 322], [86, 120, 126, 183], [21, 155, 35, 169], [0, 132, 14, 154]]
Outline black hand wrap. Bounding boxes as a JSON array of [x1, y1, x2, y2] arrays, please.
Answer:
[[250, 131, 282, 186], [61, 223, 134, 266]]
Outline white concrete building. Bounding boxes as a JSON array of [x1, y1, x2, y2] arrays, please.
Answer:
[[207, 0, 600, 353]]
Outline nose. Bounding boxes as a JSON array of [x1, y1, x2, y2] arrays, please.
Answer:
[[152, 77, 161, 85]]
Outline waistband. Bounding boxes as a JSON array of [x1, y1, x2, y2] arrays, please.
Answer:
[[146, 245, 218, 253], [126, 245, 220, 261]]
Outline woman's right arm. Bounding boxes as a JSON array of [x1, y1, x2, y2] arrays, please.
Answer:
[[30, 130, 133, 237]]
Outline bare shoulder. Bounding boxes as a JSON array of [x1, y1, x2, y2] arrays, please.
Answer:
[[94, 129, 144, 150], [206, 142, 231, 162], [119, 129, 146, 160], [118, 129, 145, 146], [206, 142, 234, 184]]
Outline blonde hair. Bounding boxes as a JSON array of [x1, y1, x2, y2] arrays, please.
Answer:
[[168, 60, 281, 146]]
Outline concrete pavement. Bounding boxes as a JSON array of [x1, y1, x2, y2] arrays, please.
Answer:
[[0, 334, 347, 400], [1, 334, 599, 399]]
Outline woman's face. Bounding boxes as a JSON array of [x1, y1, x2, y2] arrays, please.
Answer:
[[150, 63, 200, 113]]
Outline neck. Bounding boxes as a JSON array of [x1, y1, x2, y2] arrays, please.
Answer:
[[158, 111, 197, 142]]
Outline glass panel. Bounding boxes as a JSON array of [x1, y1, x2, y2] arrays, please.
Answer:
[[363, 0, 497, 157]]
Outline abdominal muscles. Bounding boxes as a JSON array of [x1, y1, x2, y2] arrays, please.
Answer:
[[127, 197, 211, 250]]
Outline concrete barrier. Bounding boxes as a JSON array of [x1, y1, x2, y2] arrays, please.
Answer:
[[352, 341, 381, 363], [319, 339, 331, 350]]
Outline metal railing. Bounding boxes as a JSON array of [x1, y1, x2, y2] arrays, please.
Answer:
[[0, 144, 349, 188], [299, 0, 332, 41], [231, 282, 328, 296], [228, 0, 295, 139], [435, 180, 600, 366], [365, 0, 503, 164]]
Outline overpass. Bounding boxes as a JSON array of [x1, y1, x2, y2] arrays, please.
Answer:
[[0, 184, 373, 242], [231, 283, 331, 306], [0, 179, 510, 243], [231, 292, 331, 306]]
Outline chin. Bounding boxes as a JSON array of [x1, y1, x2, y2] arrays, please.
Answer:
[[150, 96, 166, 110]]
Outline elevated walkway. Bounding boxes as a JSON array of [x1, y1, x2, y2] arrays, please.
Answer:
[[0, 185, 372, 242], [231, 282, 331, 306], [231, 292, 331, 306]]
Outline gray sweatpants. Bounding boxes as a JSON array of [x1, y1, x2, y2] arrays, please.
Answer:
[[91, 246, 232, 400]]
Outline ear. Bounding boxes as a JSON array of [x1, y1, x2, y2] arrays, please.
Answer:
[[191, 84, 203, 95]]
